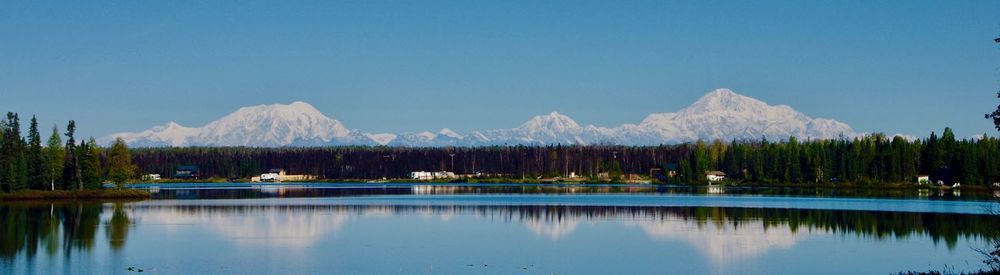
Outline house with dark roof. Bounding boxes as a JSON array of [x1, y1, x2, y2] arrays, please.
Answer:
[[174, 165, 200, 179]]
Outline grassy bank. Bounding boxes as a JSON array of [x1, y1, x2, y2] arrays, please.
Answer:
[[0, 189, 152, 201]]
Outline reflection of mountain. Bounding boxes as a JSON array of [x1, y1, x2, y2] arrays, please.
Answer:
[[524, 217, 581, 240], [137, 207, 350, 248], [628, 220, 801, 263]]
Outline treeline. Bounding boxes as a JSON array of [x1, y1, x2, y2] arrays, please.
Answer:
[[130, 145, 685, 180], [130, 128, 1000, 186], [674, 129, 1000, 185], [0, 112, 135, 193]]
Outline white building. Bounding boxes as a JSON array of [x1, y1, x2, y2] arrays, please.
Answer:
[[916, 175, 930, 185], [410, 171, 455, 180], [410, 171, 433, 180], [141, 174, 161, 181], [260, 168, 286, 182], [433, 171, 456, 179], [706, 171, 727, 182]]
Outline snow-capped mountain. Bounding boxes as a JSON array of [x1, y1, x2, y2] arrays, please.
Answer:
[[469, 112, 591, 145], [630, 89, 855, 143], [102, 101, 375, 147], [103, 89, 859, 147]]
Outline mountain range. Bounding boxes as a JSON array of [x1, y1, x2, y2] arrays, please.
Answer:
[[101, 88, 858, 147]]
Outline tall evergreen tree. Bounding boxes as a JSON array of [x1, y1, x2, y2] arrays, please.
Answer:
[[2, 112, 28, 191], [43, 125, 65, 191], [27, 116, 44, 189], [0, 116, 6, 193], [63, 120, 82, 190]]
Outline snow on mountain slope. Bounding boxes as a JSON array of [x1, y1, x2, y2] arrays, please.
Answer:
[[633, 89, 856, 143], [101, 122, 198, 147], [104, 89, 859, 147], [470, 112, 589, 145], [105, 102, 372, 147]]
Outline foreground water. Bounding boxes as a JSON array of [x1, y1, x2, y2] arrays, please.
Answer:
[[2, 184, 999, 274]]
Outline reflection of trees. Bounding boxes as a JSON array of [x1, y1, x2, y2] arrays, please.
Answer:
[[1, 202, 65, 261], [106, 203, 131, 250], [61, 203, 101, 252], [131, 203, 1000, 248], [0, 201, 131, 261]]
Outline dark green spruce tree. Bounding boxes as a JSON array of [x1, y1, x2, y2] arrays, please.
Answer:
[[62, 120, 81, 190], [0, 116, 5, 193], [27, 116, 44, 189], [79, 138, 103, 189], [2, 112, 28, 191]]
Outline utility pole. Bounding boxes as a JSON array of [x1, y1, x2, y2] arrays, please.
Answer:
[[382, 155, 390, 179], [449, 153, 455, 173]]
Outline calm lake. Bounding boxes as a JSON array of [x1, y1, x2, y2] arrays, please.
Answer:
[[2, 184, 999, 274]]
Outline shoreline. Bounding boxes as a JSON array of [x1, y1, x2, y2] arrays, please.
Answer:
[[126, 179, 995, 190]]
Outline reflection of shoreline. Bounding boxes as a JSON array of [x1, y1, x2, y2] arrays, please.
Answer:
[[141, 183, 994, 201]]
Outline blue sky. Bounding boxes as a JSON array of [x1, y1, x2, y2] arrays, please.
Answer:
[[1, 0, 999, 139]]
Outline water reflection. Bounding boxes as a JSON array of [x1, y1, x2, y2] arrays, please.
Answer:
[[0, 202, 134, 263], [141, 206, 350, 248], [2, 201, 998, 273], [628, 219, 802, 263]]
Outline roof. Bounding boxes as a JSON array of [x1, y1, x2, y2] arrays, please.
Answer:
[[268, 168, 286, 173], [177, 165, 199, 171], [706, 171, 726, 176]]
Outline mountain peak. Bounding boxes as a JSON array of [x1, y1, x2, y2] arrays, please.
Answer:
[[162, 121, 183, 128], [247, 101, 323, 115], [288, 101, 319, 111], [438, 128, 462, 139], [695, 88, 747, 103], [707, 88, 737, 97], [521, 111, 580, 131], [685, 88, 768, 114]]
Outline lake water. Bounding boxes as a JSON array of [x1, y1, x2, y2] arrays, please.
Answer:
[[2, 184, 999, 274]]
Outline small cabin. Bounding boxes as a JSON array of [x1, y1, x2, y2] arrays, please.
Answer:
[[174, 166, 200, 179], [141, 174, 161, 181], [706, 171, 727, 182], [916, 175, 930, 185], [268, 168, 287, 176]]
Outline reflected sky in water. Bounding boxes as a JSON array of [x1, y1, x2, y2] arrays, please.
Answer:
[[2, 185, 999, 274]]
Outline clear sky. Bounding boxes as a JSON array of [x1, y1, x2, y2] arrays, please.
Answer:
[[2, 0, 999, 139]]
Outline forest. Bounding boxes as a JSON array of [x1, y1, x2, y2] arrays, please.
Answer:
[[126, 129, 1000, 186], [1, 111, 999, 193]]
